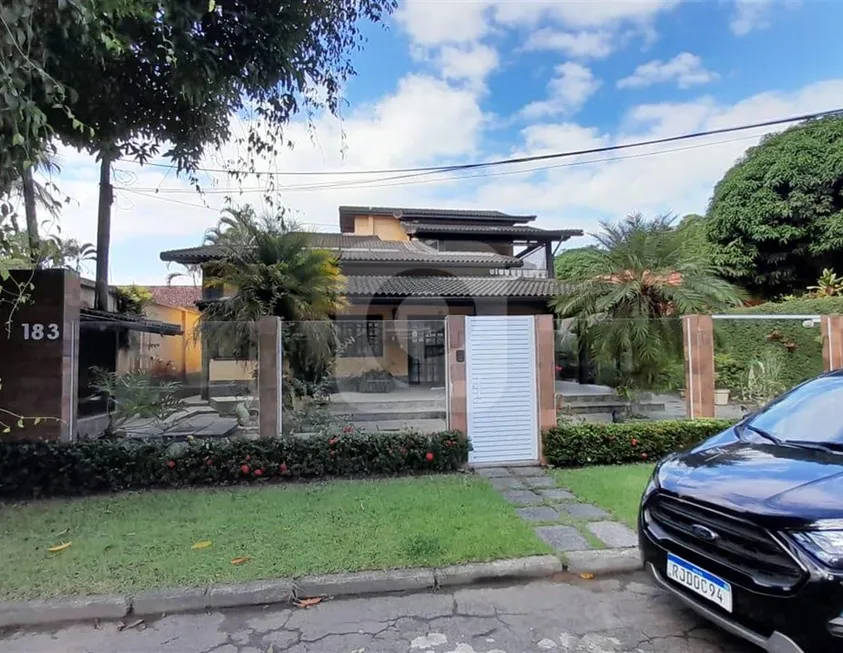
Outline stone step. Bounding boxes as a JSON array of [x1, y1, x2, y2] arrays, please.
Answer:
[[332, 410, 446, 422], [329, 400, 445, 414], [558, 401, 666, 415]]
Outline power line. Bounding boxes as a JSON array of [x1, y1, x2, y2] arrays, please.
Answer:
[[118, 108, 843, 178], [116, 132, 762, 196]]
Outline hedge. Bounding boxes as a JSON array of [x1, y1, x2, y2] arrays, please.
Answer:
[[544, 419, 735, 467], [0, 429, 469, 499], [715, 296, 843, 391]]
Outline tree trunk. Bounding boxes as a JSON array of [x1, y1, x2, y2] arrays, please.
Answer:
[[95, 154, 114, 310], [21, 167, 38, 263]]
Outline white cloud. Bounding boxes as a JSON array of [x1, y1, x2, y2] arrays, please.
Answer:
[[475, 79, 843, 235], [730, 0, 800, 36], [395, 0, 682, 49], [395, 1, 491, 46], [617, 52, 718, 90], [730, 0, 773, 35], [437, 43, 499, 88], [48, 73, 491, 283], [522, 28, 615, 59], [521, 63, 601, 118]]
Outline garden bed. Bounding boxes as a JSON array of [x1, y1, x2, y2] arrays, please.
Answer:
[[0, 476, 546, 600]]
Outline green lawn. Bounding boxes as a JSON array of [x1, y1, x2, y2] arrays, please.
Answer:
[[552, 464, 654, 528], [0, 475, 547, 600]]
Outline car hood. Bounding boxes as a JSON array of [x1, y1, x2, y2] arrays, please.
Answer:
[[658, 428, 843, 526]]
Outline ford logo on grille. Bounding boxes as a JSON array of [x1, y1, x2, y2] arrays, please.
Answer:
[[691, 524, 719, 542]]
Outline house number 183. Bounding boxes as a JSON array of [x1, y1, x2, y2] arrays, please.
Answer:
[[21, 323, 60, 341]]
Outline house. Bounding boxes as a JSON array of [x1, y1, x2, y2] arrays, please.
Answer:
[[160, 205, 582, 391]]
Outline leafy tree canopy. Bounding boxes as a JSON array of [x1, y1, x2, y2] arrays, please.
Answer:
[[554, 246, 598, 280], [1, 0, 397, 188], [552, 214, 743, 389], [706, 116, 843, 298]]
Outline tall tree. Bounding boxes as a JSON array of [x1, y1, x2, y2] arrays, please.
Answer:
[[3, 0, 396, 308], [552, 214, 744, 389], [706, 116, 843, 298]]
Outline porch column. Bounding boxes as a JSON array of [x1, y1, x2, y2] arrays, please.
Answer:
[[445, 315, 467, 433], [258, 316, 283, 437], [682, 314, 715, 419], [534, 314, 556, 465], [821, 315, 843, 372]]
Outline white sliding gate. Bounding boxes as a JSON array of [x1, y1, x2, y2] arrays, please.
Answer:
[[465, 316, 539, 465]]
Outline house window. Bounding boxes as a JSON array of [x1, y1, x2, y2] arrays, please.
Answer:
[[337, 316, 384, 358]]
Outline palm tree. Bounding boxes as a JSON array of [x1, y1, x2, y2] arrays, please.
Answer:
[[51, 237, 97, 273], [200, 205, 347, 393], [551, 214, 744, 389]]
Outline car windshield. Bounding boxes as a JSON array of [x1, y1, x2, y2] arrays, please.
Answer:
[[748, 374, 843, 445]]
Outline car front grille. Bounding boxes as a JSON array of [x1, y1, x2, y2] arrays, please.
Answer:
[[646, 493, 805, 592]]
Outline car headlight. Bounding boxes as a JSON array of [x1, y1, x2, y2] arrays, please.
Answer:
[[641, 469, 660, 504], [791, 531, 843, 568]]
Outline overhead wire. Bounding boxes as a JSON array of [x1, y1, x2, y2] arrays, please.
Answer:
[[116, 107, 843, 178]]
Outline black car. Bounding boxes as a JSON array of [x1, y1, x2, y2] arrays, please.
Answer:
[[639, 371, 843, 653]]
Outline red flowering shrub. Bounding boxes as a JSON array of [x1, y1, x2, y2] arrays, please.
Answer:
[[0, 429, 470, 498], [544, 420, 734, 467]]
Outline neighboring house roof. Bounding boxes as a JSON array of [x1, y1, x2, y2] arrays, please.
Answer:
[[403, 222, 583, 240], [344, 275, 567, 299], [80, 308, 183, 335], [338, 205, 536, 232], [145, 285, 202, 308], [160, 236, 523, 269]]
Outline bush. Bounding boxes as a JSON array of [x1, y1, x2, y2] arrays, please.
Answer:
[[544, 419, 735, 467], [0, 429, 469, 499], [716, 296, 843, 390]]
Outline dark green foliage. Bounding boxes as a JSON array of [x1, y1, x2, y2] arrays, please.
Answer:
[[715, 296, 843, 390], [707, 116, 843, 298], [553, 214, 743, 390], [544, 420, 734, 468], [554, 246, 597, 280], [0, 430, 469, 499]]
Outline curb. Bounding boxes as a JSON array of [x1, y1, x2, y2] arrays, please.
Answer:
[[563, 548, 643, 575], [0, 555, 563, 629]]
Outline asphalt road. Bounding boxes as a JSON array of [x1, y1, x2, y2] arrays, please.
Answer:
[[1, 572, 753, 653]]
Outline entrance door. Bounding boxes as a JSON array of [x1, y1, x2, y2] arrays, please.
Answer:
[[466, 316, 539, 464], [407, 318, 445, 385]]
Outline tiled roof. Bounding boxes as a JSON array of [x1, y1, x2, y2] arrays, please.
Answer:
[[344, 275, 567, 298], [338, 205, 536, 231], [145, 285, 202, 308], [160, 233, 386, 263], [160, 235, 522, 268], [80, 308, 183, 335], [404, 222, 583, 239]]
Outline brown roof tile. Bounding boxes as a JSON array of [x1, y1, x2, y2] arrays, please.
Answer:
[[344, 275, 567, 298], [145, 285, 202, 308]]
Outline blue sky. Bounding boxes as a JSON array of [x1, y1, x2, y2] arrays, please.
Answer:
[[50, 0, 843, 284]]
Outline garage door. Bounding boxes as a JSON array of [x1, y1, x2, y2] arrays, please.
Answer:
[[465, 316, 538, 465]]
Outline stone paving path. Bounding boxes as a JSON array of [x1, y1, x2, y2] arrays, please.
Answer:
[[478, 466, 639, 571]]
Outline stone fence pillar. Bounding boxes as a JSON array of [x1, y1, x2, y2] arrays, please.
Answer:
[[822, 315, 843, 372], [258, 316, 283, 437], [682, 314, 715, 419]]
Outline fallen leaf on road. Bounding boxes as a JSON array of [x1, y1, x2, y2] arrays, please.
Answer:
[[230, 556, 251, 565], [48, 542, 72, 553], [119, 619, 145, 631], [191, 540, 212, 550], [294, 597, 323, 608], [578, 572, 594, 580]]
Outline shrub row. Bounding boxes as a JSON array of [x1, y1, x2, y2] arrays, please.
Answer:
[[544, 419, 735, 467], [0, 429, 470, 499]]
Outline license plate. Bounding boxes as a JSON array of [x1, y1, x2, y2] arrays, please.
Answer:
[[666, 553, 733, 612]]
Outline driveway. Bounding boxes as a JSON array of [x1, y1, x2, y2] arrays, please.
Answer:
[[1, 572, 752, 653]]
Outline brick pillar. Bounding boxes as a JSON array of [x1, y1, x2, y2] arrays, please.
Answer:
[[535, 315, 556, 465], [822, 315, 843, 372], [682, 314, 715, 419], [445, 315, 467, 433], [0, 269, 80, 441], [258, 316, 283, 437]]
